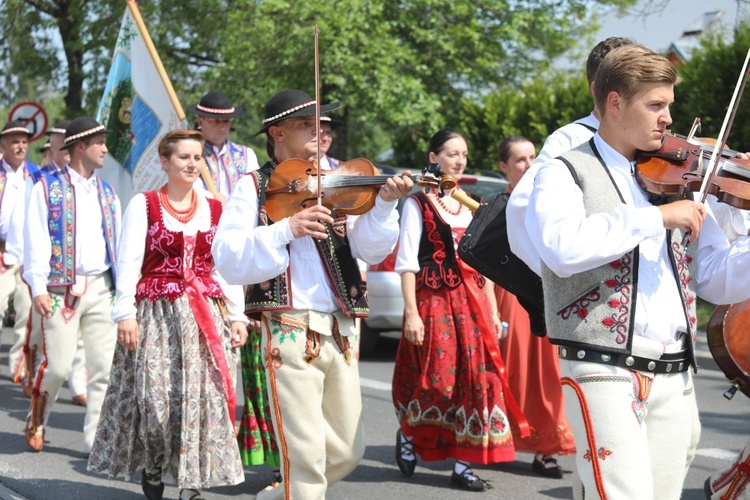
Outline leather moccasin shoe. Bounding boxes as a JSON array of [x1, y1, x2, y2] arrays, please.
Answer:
[[71, 394, 87, 407], [704, 477, 714, 499], [395, 429, 416, 477], [532, 455, 563, 479], [24, 428, 44, 452], [450, 469, 487, 492]]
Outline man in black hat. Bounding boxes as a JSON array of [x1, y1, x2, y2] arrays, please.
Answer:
[[213, 89, 413, 499], [319, 115, 342, 170], [7, 120, 88, 407], [0, 121, 40, 386], [187, 91, 259, 202], [22, 116, 120, 454]]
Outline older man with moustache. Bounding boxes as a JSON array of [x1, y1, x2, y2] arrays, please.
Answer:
[[0, 121, 39, 385]]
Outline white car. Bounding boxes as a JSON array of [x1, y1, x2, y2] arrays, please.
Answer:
[[360, 174, 509, 355]]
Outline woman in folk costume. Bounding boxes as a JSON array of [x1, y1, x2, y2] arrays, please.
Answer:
[[494, 136, 576, 478], [391, 129, 527, 492], [88, 129, 248, 500]]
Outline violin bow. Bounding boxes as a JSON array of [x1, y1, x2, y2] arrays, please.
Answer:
[[696, 48, 750, 205], [314, 25, 323, 206]]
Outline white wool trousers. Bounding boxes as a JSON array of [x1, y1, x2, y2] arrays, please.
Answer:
[[560, 352, 698, 500], [28, 272, 117, 452], [257, 310, 365, 500], [3, 264, 31, 379]]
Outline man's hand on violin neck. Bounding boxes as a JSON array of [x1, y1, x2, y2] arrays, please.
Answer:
[[658, 199, 706, 243], [289, 204, 334, 240], [379, 170, 414, 202]]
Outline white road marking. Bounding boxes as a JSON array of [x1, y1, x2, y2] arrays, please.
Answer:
[[360, 377, 391, 392], [695, 448, 740, 461]]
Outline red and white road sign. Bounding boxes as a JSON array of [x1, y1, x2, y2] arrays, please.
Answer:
[[8, 102, 49, 142]]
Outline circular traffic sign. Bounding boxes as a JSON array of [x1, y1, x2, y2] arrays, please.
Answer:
[[8, 101, 48, 142]]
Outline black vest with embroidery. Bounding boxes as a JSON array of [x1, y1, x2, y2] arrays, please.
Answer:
[[414, 191, 467, 290], [244, 161, 369, 318]]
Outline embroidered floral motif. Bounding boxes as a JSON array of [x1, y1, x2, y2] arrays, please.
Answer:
[[598, 447, 612, 460], [332, 218, 346, 238], [266, 346, 283, 369], [557, 285, 601, 320], [204, 141, 246, 191]]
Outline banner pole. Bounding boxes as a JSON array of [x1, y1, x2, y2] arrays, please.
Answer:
[[126, 0, 185, 120], [126, 0, 218, 195]]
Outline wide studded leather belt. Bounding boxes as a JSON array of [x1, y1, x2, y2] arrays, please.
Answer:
[[558, 345, 690, 374]]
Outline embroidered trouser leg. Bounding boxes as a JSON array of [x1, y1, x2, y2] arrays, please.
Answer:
[[560, 358, 696, 500], [23, 307, 86, 396], [706, 438, 750, 499], [8, 267, 31, 380], [258, 313, 365, 500], [28, 272, 116, 451]]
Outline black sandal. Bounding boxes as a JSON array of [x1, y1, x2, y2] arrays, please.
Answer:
[[450, 468, 487, 492], [395, 429, 417, 476], [141, 470, 164, 500], [532, 455, 563, 479]]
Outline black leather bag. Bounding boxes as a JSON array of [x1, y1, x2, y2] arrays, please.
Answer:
[[458, 192, 547, 336]]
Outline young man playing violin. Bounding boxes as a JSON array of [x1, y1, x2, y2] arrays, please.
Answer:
[[525, 43, 750, 500], [212, 89, 413, 500]]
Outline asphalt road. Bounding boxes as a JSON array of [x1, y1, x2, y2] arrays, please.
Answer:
[[0, 328, 747, 499]]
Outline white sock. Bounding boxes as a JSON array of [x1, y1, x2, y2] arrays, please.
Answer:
[[454, 460, 473, 476], [400, 432, 416, 461]]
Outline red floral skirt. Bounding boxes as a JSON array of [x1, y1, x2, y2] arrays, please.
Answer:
[[392, 263, 515, 464]]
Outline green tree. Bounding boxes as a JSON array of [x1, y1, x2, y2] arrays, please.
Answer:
[[212, 0, 635, 161], [459, 71, 592, 172], [671, 22, 750, 153]]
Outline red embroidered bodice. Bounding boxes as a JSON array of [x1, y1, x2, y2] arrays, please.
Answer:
[[135, 190, 223, 302]]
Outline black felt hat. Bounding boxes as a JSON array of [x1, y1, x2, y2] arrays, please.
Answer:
[[45, 119, 72, 137], [186, 91, 246, 118], [60, 117, 109, 150], [0, 120, 32, 138], [248, 89, 340, 140], [320, 115, 343, 130], [38, 142, 51, 154]]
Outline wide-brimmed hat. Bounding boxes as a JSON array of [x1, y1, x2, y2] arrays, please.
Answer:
[[45, 119, 72, 137], [60, 117, 110, 150], [186, 91, 246, 118], [38, 142, 51, 154], [320, 115, 343, 130], [248, 89, 340, 140], [0, 120, 32, 138]]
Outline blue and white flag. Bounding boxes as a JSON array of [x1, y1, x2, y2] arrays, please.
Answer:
[[97, 0, 186, 207]]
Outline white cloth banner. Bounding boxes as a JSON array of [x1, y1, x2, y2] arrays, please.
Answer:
[[96, 3, 185, 209]]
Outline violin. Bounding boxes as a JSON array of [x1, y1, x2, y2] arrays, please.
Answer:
[[636, 133, 750, 210], [264, 160, 472, 222]]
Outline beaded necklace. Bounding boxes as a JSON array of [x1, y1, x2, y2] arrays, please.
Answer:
[[159, 185, 198, 223], [431, 190, 463, 216]]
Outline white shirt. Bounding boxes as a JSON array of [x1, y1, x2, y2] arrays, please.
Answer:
[[110, 192, 248, 324], [203, 141, 259, 196], [395, 194, 473, 273], [6, 162, 62, 261], [507, 113, 599, 275], [0, 159, 29, 242], [212, 171, 401, 314], [708, 196, 750, 243], [23, 167, 122, 298], [527, 132, 750, 344]]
